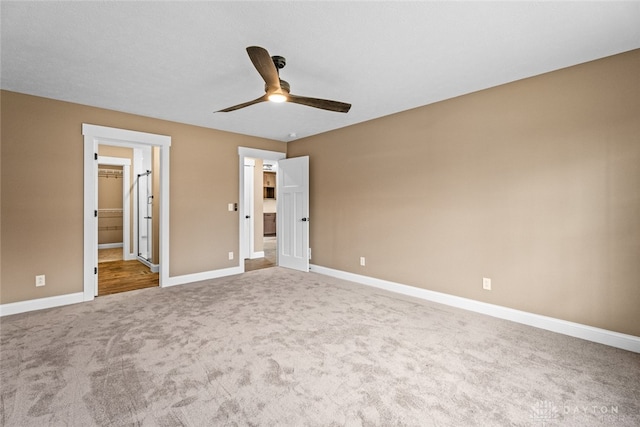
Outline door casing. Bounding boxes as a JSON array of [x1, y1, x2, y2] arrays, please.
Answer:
[[83, 124, 171, 301]]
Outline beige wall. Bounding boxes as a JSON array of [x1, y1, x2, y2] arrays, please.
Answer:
[[288, 49, 640, 336], [0, 91, 285, 304]]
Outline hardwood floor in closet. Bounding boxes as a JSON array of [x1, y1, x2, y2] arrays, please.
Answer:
[[98, 249, 158, 296]]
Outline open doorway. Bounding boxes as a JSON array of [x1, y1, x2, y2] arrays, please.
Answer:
[[244, 158, 278, 272], [238, 147, 286, 273], [83, 124, 171, 302], [96, 145, 159, 296]]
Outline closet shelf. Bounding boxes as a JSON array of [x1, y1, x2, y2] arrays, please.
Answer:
[[98, 168, 123, 178], [98, 226, 123, 231], [98, 208, 123, 218]]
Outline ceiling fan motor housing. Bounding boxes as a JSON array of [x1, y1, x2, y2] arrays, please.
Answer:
[[271, 55, 286, 69], [265, 80, 290, 94]]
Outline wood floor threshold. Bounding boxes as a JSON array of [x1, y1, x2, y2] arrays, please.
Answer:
[[98, 259, 159, 296]]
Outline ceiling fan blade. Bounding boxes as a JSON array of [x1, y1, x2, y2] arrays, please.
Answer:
[[246, 46, 281, 90], [288, 94, 351, 113], [215, 95, 268, 113]]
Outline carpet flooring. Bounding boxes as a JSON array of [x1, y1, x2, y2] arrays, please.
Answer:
[[1, 267, 638, 426]]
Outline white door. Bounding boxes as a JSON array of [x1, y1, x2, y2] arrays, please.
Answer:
[[277, 156, 310, 272]]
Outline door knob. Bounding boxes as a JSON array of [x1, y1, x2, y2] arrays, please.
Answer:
[[301, 217, 309, 222], [245, 215, 251, 219]]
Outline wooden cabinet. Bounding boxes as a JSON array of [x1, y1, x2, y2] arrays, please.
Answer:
[[263, 172, 276, 187], [264, 213, 276, 235], [263, 172, 276, 199]]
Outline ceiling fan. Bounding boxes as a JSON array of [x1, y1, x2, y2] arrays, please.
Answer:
[[215, 46, 351, 114]]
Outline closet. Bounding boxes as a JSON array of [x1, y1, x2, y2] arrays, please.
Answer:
[[98, 166, 124, 247]]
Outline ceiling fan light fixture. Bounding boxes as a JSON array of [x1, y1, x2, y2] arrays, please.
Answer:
[[214, 46, 351, 114], [268, 93, 287, 103]]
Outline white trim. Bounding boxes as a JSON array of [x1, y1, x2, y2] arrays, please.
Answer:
[[163, 266, 243, 288], [131, 148, 145, 261], [0, 264, 238, 316], [0, 293, 84, 317], [99, 156, 131, 166], [137, 256, 159, 273], [243, 158, 255, 260], [238, 147, 287, 161], [84, 124, 170, 301], [98, 243, 123, 250], [238, 147, 286, 273], [310, 264, 640, 354], [250, 251, 265, 259]]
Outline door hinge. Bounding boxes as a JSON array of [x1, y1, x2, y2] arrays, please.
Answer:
[[94, 267, 97, 274], [94, 153, 98, 160], [94, 210, 98, 217]]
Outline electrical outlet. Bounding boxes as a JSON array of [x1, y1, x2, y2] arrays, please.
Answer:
[[360, 257, 366, 266], [228, 203, 234, 211], [36, 275, 46, 287], [483, 277, 492, 291], [228, 252, 234, 260]]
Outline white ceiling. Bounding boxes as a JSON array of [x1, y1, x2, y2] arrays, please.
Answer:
[[2, 2, 639, 142]]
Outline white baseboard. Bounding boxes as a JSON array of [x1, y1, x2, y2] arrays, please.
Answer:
[[1, 264, 242, 316], [163, 266, 243, 288], [250, 251, 265, 259], [310, 264, 640, 354], [98, 243, 123, 249], [0, 292, 85, 317], [137, 257, 159, 273]]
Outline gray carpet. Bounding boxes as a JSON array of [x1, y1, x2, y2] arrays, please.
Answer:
[[1, 267, 638, 426]]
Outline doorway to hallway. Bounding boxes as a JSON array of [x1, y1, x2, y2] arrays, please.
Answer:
[[238, 147, 310, 274], [244, 236, 276, 272], [242, 157, 278, 272], [238, 148, 286, 273]]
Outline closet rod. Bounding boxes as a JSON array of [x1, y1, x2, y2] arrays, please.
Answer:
[[98, 168, 123, 178]]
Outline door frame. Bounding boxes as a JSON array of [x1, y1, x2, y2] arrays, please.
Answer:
[[238, 147, 286, 272], [242, 158, 255, 260], [83, 124, 171, 301]]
